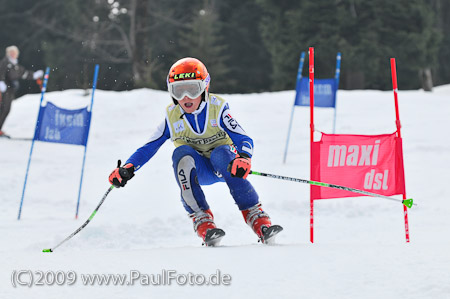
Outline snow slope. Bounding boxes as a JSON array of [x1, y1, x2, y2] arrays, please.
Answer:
[[1, 85, 450, 299]]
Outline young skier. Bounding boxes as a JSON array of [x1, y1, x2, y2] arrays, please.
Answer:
[[108, 57, 282, 246]]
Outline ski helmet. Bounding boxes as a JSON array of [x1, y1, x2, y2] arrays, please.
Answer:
[[167, 57, 210, 105]]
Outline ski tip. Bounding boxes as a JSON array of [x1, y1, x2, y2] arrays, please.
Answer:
[[42, 248, 53, 253], [402, 198, 414, 208], [203, 228, 226, 247]]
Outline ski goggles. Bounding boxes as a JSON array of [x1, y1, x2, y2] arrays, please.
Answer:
[[168, 75, 210, 101]]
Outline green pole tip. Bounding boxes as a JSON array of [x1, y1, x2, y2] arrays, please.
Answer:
[[42, 249, 53, 253], [402, 198, 414, 208]]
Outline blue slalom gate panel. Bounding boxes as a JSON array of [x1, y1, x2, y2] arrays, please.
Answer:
[[294, 77, 337, 107], [34, 102, 91, 146]]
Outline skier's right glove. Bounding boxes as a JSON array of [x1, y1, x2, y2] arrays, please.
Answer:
[[108, 160, 135, 188]]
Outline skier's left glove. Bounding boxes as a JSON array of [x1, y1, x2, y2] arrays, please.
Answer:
[[108, 160, 135, 188], [227, 153, 251, 179]]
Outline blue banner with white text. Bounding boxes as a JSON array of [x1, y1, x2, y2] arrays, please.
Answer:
[[294, 77, 337, 107], [33, 102, 91, 146]]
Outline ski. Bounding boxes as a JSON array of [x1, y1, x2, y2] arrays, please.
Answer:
[[261, 225, 283, 244], [203, 228, 225, 247]]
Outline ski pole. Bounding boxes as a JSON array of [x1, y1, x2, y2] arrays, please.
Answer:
[[250, 170, 415, 208], [43, 185, 115, 252]]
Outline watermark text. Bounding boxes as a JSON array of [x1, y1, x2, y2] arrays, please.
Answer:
[[11, 270, 232, 287]]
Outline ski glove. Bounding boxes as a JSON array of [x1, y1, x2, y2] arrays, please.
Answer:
[[33, 70, 44, 80], [108, 160, 135, 188], [227, 153, 251, 179], [0, 81, 6, 93]]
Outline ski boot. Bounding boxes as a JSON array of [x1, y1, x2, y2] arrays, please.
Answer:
[[190, 209, 225, 247], [242, 203, 283, 244]]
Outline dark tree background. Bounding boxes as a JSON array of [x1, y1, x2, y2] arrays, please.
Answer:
[[0, 0, 447, 96]]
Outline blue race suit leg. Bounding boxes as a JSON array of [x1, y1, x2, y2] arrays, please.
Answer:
[[172, 145, 222, 214], [209, 145, 259, 210]]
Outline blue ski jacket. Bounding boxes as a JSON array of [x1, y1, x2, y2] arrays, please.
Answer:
[[126, 97, 254, 170]]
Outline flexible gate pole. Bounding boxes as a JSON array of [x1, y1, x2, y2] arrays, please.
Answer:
[[309, 47, 315, 243], [283, 52, 305, 163], [75, 64, 99, 219], [332, 52, 341, 134], [390, 58, 410, 242], [18, 67, 50, 220]]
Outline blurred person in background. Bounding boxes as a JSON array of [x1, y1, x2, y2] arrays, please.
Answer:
[[0, 45, 43, 138]]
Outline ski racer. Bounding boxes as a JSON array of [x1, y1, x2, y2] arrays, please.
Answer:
[[108, 57, 282, 246]]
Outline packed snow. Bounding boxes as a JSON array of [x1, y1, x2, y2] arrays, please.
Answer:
[[1, 84, 450, 299]]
